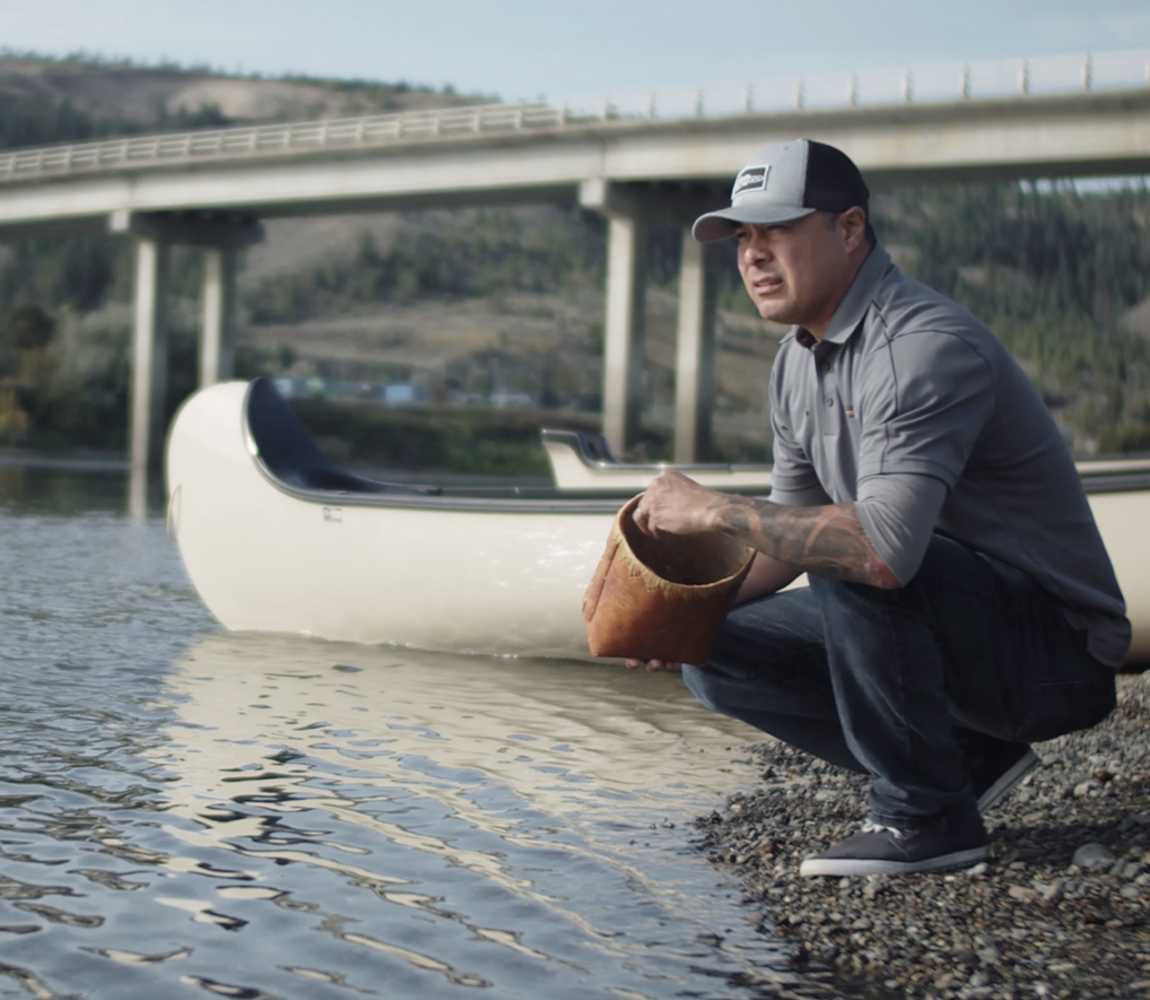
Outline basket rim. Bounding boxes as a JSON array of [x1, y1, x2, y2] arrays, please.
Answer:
[[614, 493, 754, 592]]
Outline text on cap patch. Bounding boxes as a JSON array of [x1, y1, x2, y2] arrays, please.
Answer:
[[732, 164, 770, 199]]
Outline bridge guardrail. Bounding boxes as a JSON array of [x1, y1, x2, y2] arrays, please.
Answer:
[[0, 48, 1147, 185]]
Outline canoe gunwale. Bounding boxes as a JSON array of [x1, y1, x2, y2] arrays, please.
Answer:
[[242, 380, 1150, 515]]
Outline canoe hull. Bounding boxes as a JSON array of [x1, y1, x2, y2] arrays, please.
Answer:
[[166, 382, 614, 659]]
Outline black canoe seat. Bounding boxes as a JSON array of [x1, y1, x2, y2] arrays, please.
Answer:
[[244, 378, 442, 496]]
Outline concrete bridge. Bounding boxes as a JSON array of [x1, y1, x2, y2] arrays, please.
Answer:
[[1, 48, 1149, 481]]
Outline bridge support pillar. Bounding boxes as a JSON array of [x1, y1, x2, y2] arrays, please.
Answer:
[[602, 215, 648, 457], [200, 246, 238, 387], [110, 210, 263, 511], [129, 235, 171, 480], [580, 179, 648, 457], [673, 232, 721, 463]]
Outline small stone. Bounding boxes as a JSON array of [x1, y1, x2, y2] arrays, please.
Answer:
[[1008, 884, 1038, 903], [1073, 780, 1100, 798], [1072, 842, 1116, 869], [976, 944, 1001, 964], [966, 862, 990, 877], [1035, 880, 1063, 903]]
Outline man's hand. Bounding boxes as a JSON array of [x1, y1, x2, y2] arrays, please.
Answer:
[[631, 470, 721, 537]]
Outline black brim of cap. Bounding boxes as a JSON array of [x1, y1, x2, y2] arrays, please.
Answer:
[[692, 204, 815, 243]]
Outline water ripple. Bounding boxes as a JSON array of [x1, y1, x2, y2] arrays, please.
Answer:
[[0, 474, 851, 999]]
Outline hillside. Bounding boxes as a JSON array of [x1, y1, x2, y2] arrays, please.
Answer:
[[0, 50, 480, 148]]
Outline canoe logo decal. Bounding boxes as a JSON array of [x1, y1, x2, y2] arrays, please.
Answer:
[[323, 506, 343, 523]]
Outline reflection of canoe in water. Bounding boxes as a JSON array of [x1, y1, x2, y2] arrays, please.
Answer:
[[167, 379, 1150, 663]]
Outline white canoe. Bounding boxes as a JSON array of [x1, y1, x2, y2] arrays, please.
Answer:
[[542, 427, 1150, 494], [167, 379, 1150, 663], [541, 428, 774, 491]]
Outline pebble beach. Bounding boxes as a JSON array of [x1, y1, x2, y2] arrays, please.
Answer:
[[692, 672, 1149, 999]]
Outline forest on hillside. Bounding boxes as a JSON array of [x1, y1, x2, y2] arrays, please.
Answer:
[[1, 54, 1149, 469]]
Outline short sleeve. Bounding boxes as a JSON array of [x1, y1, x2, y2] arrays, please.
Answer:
[[856, 473, 947, 584], [858, 332, 995, 488]]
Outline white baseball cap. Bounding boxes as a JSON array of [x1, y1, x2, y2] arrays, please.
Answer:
[[693, 138, 870, 242]]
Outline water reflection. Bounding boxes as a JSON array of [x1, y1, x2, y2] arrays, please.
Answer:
[[0, 456, 165, 519], [138, 634, 839, 999]]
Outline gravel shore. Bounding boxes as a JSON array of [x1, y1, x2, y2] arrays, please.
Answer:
[[692, 672, 1149, 999]]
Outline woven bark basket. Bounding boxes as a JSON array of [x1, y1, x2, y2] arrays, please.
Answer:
[[583, 494, 754, 663]]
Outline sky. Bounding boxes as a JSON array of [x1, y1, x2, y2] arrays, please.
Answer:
[[2, 0, 1149, 102]]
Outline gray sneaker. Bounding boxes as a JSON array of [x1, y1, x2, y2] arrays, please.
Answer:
[[799, 804, 989, 877]]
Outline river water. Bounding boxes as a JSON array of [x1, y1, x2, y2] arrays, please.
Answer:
[[0, 462, 846, 1000]]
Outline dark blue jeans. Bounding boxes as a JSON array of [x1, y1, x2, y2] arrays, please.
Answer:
[[682, 533, 1116, 824]]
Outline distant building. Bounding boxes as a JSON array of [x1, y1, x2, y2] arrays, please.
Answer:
[[491, 390, 536, 409], [380, 383, 425, 407]]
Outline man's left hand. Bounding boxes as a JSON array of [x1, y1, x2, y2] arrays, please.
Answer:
[[631, 470, 722, 537]]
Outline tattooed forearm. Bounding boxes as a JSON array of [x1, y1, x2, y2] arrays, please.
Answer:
[[709, 497, 900, 588]]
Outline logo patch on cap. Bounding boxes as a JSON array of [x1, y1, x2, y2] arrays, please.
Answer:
[[732, 164, 770, 199]]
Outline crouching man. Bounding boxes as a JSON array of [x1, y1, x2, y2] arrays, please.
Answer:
[[629, 139, 1127, 876]]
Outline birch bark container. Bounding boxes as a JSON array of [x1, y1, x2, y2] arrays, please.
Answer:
[[583, 494, 754, 662]]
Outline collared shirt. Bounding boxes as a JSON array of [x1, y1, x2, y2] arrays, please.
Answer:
[[767, 244, 1131, 667]]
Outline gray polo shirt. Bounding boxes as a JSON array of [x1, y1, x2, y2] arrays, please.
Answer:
[[768, 244, 1131, 667]]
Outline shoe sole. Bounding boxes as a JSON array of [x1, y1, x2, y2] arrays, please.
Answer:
[[977, 748, 1040, 813], [799, 845, 988, 877]]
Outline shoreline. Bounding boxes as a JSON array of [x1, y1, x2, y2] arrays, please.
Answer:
[[0, 447, 128, 471], [692, 673, 1149, 999]]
